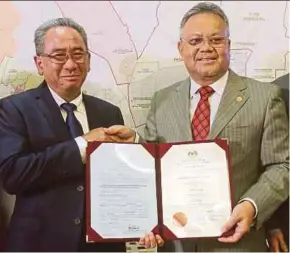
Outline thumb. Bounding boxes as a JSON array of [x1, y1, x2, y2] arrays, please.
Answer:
[[104, 125, 122, 135], [278, 235, 288, 252], [222, 214, 239, 233], [271, 239, 280, 252]]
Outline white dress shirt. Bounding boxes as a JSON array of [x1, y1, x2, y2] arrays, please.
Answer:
[[190, 71, 228, 124], [48, 86, 88, 163]]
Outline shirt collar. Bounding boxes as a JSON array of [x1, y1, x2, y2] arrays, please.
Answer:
[[47, 85, 83, 108], [190, 70, 229, 97]]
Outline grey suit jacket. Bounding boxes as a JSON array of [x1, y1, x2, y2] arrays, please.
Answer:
[[144, 70, 289, 252]]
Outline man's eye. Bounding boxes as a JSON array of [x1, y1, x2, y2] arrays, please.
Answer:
[[211, 38, 224, 44], [189, 38, 203, 45], [53, 54, 66, 59], [73, 53, 85, 58]]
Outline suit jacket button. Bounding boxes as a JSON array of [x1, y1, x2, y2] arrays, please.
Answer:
[[77, 185, 84, 191], [74, 218, 81, 225]]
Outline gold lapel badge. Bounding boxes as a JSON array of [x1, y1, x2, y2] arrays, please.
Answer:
[[236, 96, 243, 102]]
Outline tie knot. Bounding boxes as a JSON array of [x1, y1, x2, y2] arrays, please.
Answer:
[[61, 103, 77, 113], [198, 86, 214, 100]]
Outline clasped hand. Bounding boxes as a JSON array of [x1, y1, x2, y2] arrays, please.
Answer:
[[82, 125, 136, 143]]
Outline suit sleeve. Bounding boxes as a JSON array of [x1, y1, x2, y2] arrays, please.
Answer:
[[0, 98, 84, 195], [143, 92, 158, 142], [114, 106, 125, 126], [241, 85, 289, 229]]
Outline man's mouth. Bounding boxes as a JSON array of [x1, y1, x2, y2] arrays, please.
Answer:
[[197, 57, 217, 62], [62, 75, 80, 78]]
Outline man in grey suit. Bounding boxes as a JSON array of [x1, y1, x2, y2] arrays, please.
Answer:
[[105, 2, 289, 252]]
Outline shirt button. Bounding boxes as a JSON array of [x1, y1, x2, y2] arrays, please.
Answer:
[[77, 185, 84, 191], [74, 218, 81, 225]]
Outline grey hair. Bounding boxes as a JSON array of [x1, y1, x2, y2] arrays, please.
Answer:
[[180, 2, 230, 38], [34, 17, 88, 55]]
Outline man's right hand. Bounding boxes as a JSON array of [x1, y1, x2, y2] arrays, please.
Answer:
[[104, 125, 136, 143], [82, 127, 114, 142], [268, 229, 288, 252]]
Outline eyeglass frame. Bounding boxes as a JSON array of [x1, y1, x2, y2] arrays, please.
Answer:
[[180, 36, 230, 49], [38, 50, 90, 64]]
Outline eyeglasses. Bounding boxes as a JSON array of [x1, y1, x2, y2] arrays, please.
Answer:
[[39, 51, 89, 64], [181, 36, 229, 48]]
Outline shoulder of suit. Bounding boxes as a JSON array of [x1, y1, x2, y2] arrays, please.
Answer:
[[273, 74, 289, 90], [234, 75, 286, 104], [154, 78, 188, 96], [238, 75, 277, 91], [0, 84, 40, 103]]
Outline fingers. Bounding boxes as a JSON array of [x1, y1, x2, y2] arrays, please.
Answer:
[[149, 232, 156, 248], [105, 125, 124, 135], [138, 232, 164, 249], [144, 232, 151, 248], [83, 126, 136, 143], [155, 234, 164, 247], [270, 238, 280, 252], [218, 219, 249, 243], [278, 234, 288, 252], [218, 202, 254, 244], [82, 128, 106, 142], [221, 213, 239, 234], [105, 126, 136, 142], [138, 236, 145, 246], [281, 242, 288, 252]]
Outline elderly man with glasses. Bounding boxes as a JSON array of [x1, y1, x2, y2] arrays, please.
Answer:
[[0, 18, 163, 251]]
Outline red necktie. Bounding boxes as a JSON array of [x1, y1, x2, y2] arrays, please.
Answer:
[[191, 86, 214, 140]]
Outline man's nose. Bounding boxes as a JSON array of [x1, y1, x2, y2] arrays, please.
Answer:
[[63, 55, 77, 70], [199, 39, 214, 52]]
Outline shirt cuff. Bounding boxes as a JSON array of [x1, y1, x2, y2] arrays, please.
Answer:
[[135, 132, 140, 143], [75, 136, 88, 164], [239, 198, 258, 219], [268, 228, 282, 234]]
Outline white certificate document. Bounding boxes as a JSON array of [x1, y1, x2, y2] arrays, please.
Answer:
[[161, 142, 232, 238], [88, 143, 158, 240]]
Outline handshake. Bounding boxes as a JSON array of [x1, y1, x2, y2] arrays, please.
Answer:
[[82, 125, 137, 143]]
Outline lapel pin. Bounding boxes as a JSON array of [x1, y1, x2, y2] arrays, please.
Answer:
[[236, 96, 243, 102]]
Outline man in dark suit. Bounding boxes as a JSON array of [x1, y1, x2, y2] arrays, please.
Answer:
[[0, 17, 162, 251], [267, 73, 289, 252]]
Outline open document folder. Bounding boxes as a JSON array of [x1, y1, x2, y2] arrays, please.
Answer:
[[85, 139, 233, 243]]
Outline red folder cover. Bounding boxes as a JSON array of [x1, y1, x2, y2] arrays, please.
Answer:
[[85, 139, 233, 242]]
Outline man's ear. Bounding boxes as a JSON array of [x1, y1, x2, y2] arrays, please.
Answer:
[[34, 55, 44, 76], [177, 41, 184, 60], [87, 52, 91, 73]]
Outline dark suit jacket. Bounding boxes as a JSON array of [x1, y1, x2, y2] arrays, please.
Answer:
[[0, 81, 126, 251], [267, 74, 289, 244]]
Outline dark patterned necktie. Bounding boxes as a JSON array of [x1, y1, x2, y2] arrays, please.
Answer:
[[61, 103, 84, 138], [191, 86, 215, 140]]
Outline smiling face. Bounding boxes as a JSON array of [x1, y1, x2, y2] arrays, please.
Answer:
[[178, 12, 230, 86], [34, 26, 90, 101]]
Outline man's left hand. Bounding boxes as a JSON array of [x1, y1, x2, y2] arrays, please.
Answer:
[[268, 229, 288, 252], [218, 201, 255, 243], [139, 232, 164, 249]]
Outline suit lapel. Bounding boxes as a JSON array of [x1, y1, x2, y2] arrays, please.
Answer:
[[173, 78, 192, 141], [35, 81, 71, 141], [83, 94, 103, 130], [208, 70, 249, 139]]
